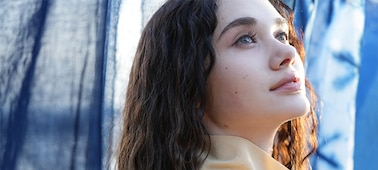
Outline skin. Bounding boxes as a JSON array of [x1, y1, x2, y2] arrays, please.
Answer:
[[203, 0, 310, 154]]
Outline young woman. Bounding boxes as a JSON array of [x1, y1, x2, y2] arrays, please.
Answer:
[[117, 0, 318, 169]]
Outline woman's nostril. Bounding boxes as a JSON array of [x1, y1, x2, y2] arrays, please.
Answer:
[[280, 58, 290, 66]]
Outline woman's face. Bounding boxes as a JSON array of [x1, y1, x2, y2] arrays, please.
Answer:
[[205, 0, 310, 131]]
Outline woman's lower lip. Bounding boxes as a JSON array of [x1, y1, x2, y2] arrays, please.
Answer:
[[271, 81, 302, 93]]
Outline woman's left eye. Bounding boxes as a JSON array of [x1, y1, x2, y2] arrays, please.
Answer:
[[276, 32, 288, 42]]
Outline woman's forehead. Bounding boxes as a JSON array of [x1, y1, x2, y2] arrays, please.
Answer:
[[214, 0, 284, 37], [216, 0, 281, 22]]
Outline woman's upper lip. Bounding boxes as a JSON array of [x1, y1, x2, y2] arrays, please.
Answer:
[[270, 74, 300, 91]]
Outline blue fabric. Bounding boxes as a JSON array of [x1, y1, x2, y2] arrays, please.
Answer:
[[354, 0, 378, 169], [293, 0, 314, 32], [306, 1, 364, 169], [0, 0, 120, 169], [296, 0, 378, 169]]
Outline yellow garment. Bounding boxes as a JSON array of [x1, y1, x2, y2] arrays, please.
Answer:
[[201, 135, 288, 170]]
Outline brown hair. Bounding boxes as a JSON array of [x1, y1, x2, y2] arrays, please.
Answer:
[[117, 0, 318, 169]]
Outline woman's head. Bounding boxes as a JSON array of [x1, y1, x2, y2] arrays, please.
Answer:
[[204, 0, 310, 137], [118, 0, 317, 169]]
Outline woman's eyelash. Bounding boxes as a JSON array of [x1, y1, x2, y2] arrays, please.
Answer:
[[234, 31, 288, 46]]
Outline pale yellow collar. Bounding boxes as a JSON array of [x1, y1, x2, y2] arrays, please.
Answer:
[[201, 135, 288, 170]]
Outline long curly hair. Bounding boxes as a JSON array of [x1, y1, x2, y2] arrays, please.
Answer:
[[117, 0, 318, 169]]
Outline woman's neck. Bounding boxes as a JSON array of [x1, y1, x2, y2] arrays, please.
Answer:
[[203, 115, 281, 155]]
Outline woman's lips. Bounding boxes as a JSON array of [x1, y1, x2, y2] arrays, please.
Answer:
[[270, 74, 302, 92]]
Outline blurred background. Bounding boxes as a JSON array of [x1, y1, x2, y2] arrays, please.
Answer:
[[0, 0, 377, 169]]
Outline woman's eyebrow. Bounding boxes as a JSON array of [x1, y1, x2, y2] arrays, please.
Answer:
[[275, 18, 288, 28], [218, 17, 288, 40], [218, 17, 257, 40]]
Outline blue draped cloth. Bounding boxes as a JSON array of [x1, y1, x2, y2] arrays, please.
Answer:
[[0, 0, 121, 169], [354, 0, 378, 169], [294, 0, 378, 169], [306, 1, 364, 170]]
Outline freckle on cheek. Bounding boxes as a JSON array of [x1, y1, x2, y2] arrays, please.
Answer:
[[225, 67, 228, 70], [223, 124, 228, 128], [234, 91, 238, 94]]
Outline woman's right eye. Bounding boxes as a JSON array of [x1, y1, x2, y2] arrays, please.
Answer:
[[235, 33, 257, 46], [238, 36, 253, 43]]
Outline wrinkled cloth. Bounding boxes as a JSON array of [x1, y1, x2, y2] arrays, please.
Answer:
[[300, 0, 378, 169], [354, 0, 378, 169], [0, 0, 121, 169], [305, 1, 364, 170], [201, 135, 288, 170]]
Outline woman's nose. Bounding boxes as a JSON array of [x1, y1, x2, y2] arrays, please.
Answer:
[[269, 40, 297, 70]]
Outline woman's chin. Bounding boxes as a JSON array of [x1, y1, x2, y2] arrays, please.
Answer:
[[274, 96, 311, 121], [287, 97, 311, 119]]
